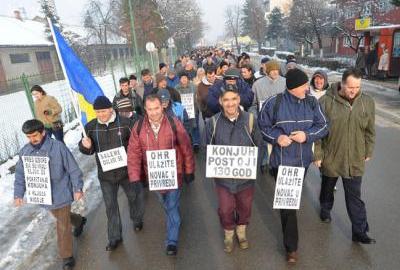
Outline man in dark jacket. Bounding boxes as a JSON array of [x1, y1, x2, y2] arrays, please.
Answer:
[[206, 84, 262, 253], [14, 119, 85, 270], [113, 77, 143, 118], [207, 68, 254, 114], [137, 69, 157, 99], [196, 66, 218, 120], [314, 68, 376, 244], [240, 64, 256, 87], [79, 96, 144, 251], [258, 68, 328, 263]]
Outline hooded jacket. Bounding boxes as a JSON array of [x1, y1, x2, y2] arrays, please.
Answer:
[[314, 82, 375, 178], [310, 70, 329, 100]]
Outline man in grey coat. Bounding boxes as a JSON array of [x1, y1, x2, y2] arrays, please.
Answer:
[[14, 119, 85, 270]]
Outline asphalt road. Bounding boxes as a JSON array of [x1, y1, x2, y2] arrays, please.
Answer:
[[47, 75, 400, 270]]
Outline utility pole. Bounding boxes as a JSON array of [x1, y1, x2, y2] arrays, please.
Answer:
[[128, 0, 141, 75]]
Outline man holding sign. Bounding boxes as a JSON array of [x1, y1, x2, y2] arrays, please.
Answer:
[[127, 94, 194, 256], [258, 68, 328, 263], [206, 84, 262, 253], [14, 120, 85, 270], [79, 96, 144, 252], [176, 71, 200, 152]]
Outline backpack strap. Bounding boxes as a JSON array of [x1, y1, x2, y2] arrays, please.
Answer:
[[272, 93, 283, 125]]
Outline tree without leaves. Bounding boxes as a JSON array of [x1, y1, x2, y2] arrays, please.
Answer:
[[225, 4, 242, 54], [241, 0, 267, 51], [39, 0, 62, 41], [156, 0, 204, 53], [267, 7, 284, 48]]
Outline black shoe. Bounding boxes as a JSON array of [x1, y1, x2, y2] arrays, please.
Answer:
[[134, 222, 143, 232], [106, 238, 122, 251], [166, 245, 177, 256], [352, 234, 376, 244], [320, 211, 331, 223], [73, 217, 87, 237], [62, 256, 75, 270], [193, 145, 200, 153]]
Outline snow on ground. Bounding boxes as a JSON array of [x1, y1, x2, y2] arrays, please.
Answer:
[[0, 122, 103, 270]]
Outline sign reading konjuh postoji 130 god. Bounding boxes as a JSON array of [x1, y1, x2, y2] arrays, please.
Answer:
[[146, 149, 178, 191], [22, 156, 52, 205], [273, 166, 305, 210], [206, 145, 258, 179]]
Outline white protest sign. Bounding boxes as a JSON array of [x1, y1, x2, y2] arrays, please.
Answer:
[[146, 149, 178, 191], [273, 166, 305, 209], [181, 93, 195, 119], [206, 145, 258, 179], [22, 156, 52, 205], [97, 146, 127, 172]]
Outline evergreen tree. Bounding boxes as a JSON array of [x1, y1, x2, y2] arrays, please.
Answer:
[[241, 0, 267, 51], [391, 0, 400, 6], [39, 0, 63, 41], [267, 7, 284, 48]]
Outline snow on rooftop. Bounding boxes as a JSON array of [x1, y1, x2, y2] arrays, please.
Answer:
[[0, 16, 126, 47], [0, 16, 52, 47]]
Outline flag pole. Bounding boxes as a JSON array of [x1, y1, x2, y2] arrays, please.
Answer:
[[47, 17, 87, 137]]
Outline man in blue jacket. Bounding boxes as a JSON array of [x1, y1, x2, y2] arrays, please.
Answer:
[[14, 119, 85, 270], [207, 68, 254, 114], [258, 68, 328, 263]]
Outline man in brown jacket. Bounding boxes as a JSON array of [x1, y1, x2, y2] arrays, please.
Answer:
[[314, 68, 376, 244]]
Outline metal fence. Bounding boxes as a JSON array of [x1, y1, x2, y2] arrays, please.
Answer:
[[0, 50, 167, 163]]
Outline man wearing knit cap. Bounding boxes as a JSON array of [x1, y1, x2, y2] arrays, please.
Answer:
[[254, 56, 270, 79], [252, 60, 286, 173], [79, 96, 144, 252], [152, 73, 181, 103], [258, 68, 328, 263]]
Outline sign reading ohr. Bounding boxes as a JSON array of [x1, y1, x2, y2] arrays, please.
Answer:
[[206, 145, 258, 179], [273, 166, 305, 210], [22, 156, 52, 205], [146, 149, 178, 191], [181, 93, 195, 119], [355, 17, 371, 31]]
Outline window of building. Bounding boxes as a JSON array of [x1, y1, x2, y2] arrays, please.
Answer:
[[343, 36, 352, 48], [9, 53, 30, 64], [35, 51, 51, 61], [393, 32, 400, 58]]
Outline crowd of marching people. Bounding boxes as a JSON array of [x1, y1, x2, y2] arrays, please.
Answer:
[[13, 47, 376, 269]]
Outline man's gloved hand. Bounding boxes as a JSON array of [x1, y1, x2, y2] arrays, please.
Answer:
[[184, 173, 195, 184]]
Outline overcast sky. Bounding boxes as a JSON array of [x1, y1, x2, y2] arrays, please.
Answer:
[[0, 0, 244, 43]]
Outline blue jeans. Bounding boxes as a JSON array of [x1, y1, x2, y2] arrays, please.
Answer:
[[156, 189, 181, 246]]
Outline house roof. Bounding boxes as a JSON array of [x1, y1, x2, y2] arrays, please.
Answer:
[[0, 15, 127, 47]]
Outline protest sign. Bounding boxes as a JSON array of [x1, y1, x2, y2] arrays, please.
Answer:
[[206, 145, 258, 179], [22, 156, 52, 205], [273, 166, 305, 209], [181, 93, 195, 119], [97, 146, 127, 172], [146, 149, 178, 191]]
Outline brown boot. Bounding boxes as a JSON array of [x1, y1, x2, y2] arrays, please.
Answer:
[[236, 225, 249, 249], [287, 251, 298, 264], [224, 230, 235, 253]]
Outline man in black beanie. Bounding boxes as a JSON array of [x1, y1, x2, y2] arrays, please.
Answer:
[[258, 68, 329, 263], [79, 96, 144, 251]]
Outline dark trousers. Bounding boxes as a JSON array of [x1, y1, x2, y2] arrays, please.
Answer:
[[99, 179, 144, 241], [216, 185, 255, 230], [45, 127, 64, 143], [272, 168, 307, 252], [50, 205, 84, 259], [320, 175, 369, 235]]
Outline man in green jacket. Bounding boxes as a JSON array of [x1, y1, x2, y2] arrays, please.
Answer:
[[314, 68, 376, 244]]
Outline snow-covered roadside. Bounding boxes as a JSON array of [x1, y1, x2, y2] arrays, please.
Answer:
[[0, 125, 102, 270]]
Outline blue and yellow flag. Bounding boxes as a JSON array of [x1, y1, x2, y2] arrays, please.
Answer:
[[51, 22, 104, 124]]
